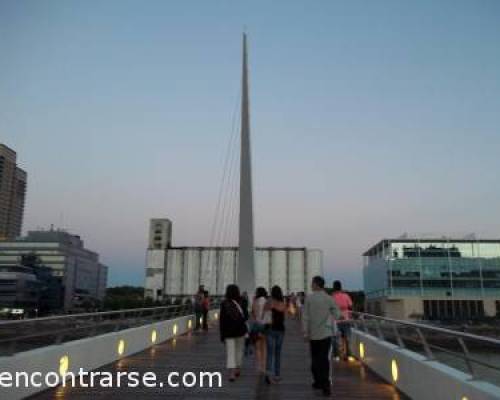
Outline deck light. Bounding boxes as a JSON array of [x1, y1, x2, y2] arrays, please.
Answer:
[[359, 342, 365, 360], [173, 324, 178, 336], [59, 355, 69, 376], [117, 339, 125, 356], [151, 329, 157, 344], [188, 319, 192, 329], [391, 359, 399, 383]]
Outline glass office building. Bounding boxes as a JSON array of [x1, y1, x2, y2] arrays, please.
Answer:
[[363, 238, 500, 320]]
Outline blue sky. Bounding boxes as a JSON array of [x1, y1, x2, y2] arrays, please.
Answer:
[[1, 0, 500, 289]]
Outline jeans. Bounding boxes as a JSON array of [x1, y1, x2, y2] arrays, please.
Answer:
[[333, 322, 351, 358], [266, 330, 284, 377], [310, 337, 331, 389]]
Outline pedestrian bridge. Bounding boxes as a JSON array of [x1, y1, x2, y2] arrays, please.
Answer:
[[27, 319, 402, 400], [0, 304, 499, 399]]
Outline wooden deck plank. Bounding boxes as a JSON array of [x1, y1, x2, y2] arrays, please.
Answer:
[[30, 319, 406, 400]]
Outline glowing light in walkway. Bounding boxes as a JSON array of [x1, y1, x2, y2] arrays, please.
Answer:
[[151, 329, 157, 344], [359, 342, 365, 360], [173, 324, 178, 336], [199, 317, 203, 325], [214, 312, 218, 320], [188, 320, 192, 329], [117, 339, 125, 356], [59, 355, 69, 376], [391, 359, 399, 383]]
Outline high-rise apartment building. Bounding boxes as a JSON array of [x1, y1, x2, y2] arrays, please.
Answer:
[[0, 144, 27, 240]]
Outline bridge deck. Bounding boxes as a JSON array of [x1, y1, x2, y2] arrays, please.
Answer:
[[31, 319, 405, 399]]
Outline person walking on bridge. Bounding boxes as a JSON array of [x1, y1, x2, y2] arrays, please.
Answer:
[[220, 284, 248, 382], [263, 285, 286, 384], [302, 276, 340, 397], [332, 280, 353, 361], [194, 286, 205, 331], [251, 287, 269, 372], [202, 290, 210, 331]]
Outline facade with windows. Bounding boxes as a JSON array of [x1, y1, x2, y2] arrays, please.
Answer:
[[0, 229, 108, 310], [0, 265, 39, 308], [0, 144, 27, 240], [144, 218, 323, 299], [363, 237, 500, 320], [0, 264, 64, 315]]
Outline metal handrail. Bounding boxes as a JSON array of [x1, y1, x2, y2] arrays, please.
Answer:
[[0, 304, 190, 325], [351, 312, 500, 382], [353, 312, 500, 346], [0, 307, 188, 343], [0, 298, 222, 356], [0, 294, 223, 325]]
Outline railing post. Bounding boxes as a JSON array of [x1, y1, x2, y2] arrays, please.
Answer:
[[161, 307, 169, 321], [457, 337, 476, 379], [90, 314, 99, 337], [114, 311, 125, 332], [392, 324, 405, 348], [55, 331, 64, 345], [362, 316, 369, 334], [7, 339, 17, 356], [375, 319, 385, 340], [416, 328, 434, 360]]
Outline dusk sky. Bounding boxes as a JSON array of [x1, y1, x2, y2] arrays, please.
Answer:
[[1, 1, 500, 289]]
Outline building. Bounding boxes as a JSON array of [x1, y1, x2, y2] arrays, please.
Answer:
[[144, 218, 323, 300], [0, 263, 64, 316], [0, 228, 108, 310], [363, 236, 500, 320], [0, 144, 27, 240], [0, 265, 39, 310]]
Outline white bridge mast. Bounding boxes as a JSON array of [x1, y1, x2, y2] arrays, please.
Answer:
[[237, 33, 256, 296]]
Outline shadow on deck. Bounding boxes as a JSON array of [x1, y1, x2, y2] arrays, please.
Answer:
[[31, 319, 405, 399]]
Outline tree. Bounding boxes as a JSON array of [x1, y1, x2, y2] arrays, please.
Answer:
[[103, 286, 146, 310]]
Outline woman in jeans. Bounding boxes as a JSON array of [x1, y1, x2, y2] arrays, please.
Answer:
[[220, 284, 248, 381], [264, 285, 286, 384], [251, 287, 268, 372]]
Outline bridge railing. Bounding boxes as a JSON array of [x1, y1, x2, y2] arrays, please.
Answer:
[[0, 297, 222, 356], [351, 312, 500, 387]]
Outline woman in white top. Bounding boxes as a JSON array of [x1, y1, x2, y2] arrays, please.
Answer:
[[251, 287, 269, 373]]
